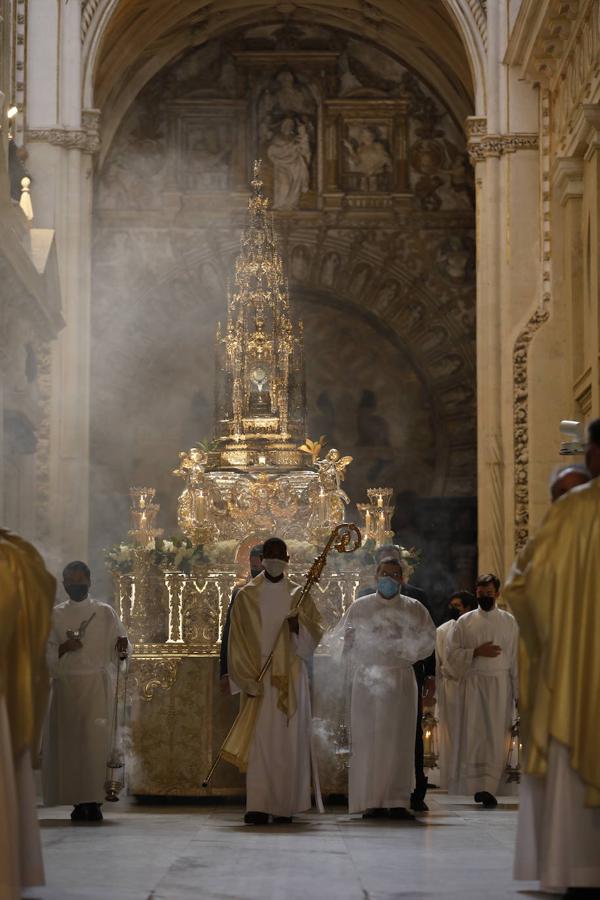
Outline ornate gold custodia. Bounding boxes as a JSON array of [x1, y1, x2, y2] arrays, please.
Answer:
[[215, 160, 306, 469]]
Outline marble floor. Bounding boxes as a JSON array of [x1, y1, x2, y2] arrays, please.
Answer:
[[26, 793, 546, 900]]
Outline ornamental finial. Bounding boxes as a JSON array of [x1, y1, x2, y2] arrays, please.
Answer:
[[251, 159, 263, 194]]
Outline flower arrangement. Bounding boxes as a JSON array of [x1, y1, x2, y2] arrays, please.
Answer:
[[105, 536, 207, 575]]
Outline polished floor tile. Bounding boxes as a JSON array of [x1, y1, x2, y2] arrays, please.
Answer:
[[24, 793, 547, 900]]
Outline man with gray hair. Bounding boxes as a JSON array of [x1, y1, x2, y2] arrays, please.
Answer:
[[549, 464, 589, 502]]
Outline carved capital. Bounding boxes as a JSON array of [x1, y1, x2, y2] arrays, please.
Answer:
[[26, 110, 101, 154], [468, 132, 539, 164]]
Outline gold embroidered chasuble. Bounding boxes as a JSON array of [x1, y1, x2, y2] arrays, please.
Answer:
[[224, 572, 323, 772], [0, 530, 56, 757], [504, 478, 600, 806]]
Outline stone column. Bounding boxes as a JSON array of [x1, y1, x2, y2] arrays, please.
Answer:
[[26, 0, 99, 569], [581, 106, 600, 416]]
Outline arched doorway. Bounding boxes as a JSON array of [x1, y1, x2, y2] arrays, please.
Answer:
[[89, 12, 478, 605]]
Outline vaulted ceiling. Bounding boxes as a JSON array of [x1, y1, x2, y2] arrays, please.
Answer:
[[85, 0, 480, 155]]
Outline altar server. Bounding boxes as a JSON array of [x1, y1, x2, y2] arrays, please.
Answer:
[[343, 556, 436, 819], [436, 591, 477, 789], [228, 537, 323, 825], [505, 418, 600, 895], [0, 529, 55, 900], [447, 574, 519, 807], [43, 561, 130, 822]]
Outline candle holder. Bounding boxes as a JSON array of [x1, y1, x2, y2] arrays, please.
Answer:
[[128, 487, 163, 547], [358, 487, 394, 546]]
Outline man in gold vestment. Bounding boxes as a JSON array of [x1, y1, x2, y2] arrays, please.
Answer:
[[0, 529, 56, 900], [227, 536, 324, 824], [505, 419, 600, 895]]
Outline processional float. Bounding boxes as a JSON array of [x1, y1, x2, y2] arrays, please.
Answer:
[[107, 163, 417, 796]]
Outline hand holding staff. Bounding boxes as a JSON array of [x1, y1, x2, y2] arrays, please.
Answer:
[[202, 522, 361, 788]]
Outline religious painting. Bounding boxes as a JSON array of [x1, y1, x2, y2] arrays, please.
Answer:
[[324, 99, 408, 201], [170, 101, 247, 193], [342, 120, 393, 192]]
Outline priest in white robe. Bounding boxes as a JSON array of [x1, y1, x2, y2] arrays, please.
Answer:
[[447, 574, 519, 807], [504, 418, 600, 894], [42, 560, 130, 822], [436, 590, 477, 790], [227, 537, 324, 824], [343, 556, 436, 819], [1, 529, 55, 900]]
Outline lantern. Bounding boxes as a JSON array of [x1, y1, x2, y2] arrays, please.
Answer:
[[505, 717, 522, 783], [422, 710, 439, 769]]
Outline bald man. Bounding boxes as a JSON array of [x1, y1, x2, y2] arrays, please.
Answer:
[[549, 465, 590, 502]]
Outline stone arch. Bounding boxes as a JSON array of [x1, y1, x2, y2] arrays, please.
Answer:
[[81, 0, 486, 165]]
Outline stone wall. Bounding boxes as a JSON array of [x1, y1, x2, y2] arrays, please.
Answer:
[[91, 24, 477, 597]]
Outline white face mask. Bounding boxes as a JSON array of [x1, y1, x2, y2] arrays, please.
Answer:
[[262, 558, 288, 578]]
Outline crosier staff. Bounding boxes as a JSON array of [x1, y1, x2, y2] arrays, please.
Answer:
[[202, 522, 361, 788]]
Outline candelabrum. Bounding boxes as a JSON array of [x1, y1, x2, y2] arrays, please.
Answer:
[[357, 487, 394, 546], [128, 487, 163, 548]]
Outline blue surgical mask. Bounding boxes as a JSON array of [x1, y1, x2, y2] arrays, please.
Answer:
[[377, 576, 400, 599]]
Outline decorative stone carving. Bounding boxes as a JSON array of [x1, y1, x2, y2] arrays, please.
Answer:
[[467, 132, 539, 164], [513, 295, 551, 551], [26, 116, 101, 154], [81, 0, 103, 43]]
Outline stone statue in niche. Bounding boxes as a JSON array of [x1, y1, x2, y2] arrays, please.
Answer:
[[429, 354, 464, 379], [258, 69, 316, 209], [343, 123, 392, 192], [267, 117, 311, 210], [350, 263, 372, 299], [375, 281, 399, 312], [420, 326, 447, 353], [291, 245, 311, 282], [320, 252, 340, 288], [435, 236, 474, 284]]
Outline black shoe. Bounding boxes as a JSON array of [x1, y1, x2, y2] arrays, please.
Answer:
[[474, 791, 498, 808], [564, 890, 600, 897], [70, 804, 87, 822], [389, 807, 415, 820], [362, 808, 389, 819], [272, 816, 293, 824], [85, 803, 103, 822], [244, 811, 269, 825], [410, 797, 429, 812]]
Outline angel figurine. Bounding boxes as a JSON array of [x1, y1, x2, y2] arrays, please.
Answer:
[[316, 448, 353, 504], [309, 448, 354, 538], [172, 446, 207, 487]]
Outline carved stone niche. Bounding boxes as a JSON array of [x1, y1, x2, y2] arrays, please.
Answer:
[[168, 99, 248, 194], [323, 99, 410, 209], [233, 51, 339, 211]]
